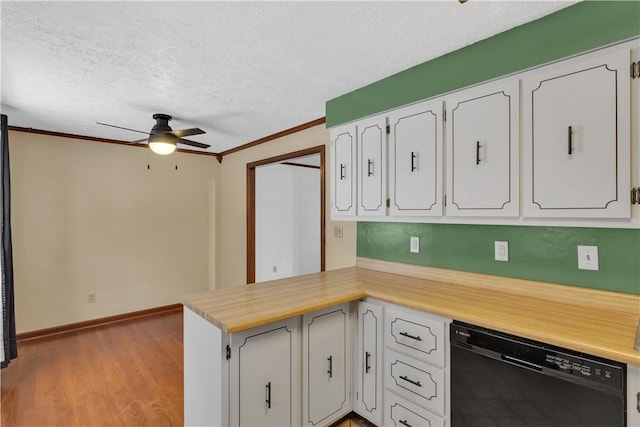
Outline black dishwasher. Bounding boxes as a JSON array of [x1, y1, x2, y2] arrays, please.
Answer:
[[450, 321, 626, 427]]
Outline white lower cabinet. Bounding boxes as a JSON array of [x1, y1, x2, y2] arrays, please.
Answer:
[[355, 301, 383, 426], [302, 303, 352, 426], [383, 304, 451, 427], [229, 316, 300, 427], [384, 390, 446, 427], [629, 364, 640, 427]]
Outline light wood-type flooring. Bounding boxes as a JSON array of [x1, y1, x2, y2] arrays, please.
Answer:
[[1, 309, 184, 426]]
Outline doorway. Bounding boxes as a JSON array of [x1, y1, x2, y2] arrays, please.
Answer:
[[246, 145, 325, 284]]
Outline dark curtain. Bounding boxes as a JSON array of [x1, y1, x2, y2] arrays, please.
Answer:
[[1, 114, 17, 368]]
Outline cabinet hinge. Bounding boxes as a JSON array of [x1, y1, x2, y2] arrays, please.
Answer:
[[226, 345, 231, 360], [386, 198, 390, 208], [632, 187, 640, 205], [631, 61, 640, 79], [386, 125, 390, 134]]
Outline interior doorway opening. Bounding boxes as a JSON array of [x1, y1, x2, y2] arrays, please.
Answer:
[[246, 145, 325, 284]]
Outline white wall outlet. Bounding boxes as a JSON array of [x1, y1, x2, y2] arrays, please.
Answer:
[[88, 293, 96, 303], [577, 245, 599, 271], [494, 241, 509, 262], [333, 225, 343, 239], [410, 236, 420, 253]]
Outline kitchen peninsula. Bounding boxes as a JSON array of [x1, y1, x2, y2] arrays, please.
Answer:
[[182, 258, 640, 426]]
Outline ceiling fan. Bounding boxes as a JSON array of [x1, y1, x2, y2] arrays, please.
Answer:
[[97, 113, 210, 155]]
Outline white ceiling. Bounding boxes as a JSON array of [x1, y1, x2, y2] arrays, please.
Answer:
[[1, 1, 576, 155]]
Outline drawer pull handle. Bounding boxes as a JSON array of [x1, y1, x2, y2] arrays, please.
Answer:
[[399, 420, 413, 427], [327, 355, 333, 378], [410, 151, 418, 172], [265, 382, 271, 409], [367, 159, 374, 177], [340, 163, 346, 180], [399, 331, 422, 341], [365, 351, 371, 373], [399, 375, 422, 387]]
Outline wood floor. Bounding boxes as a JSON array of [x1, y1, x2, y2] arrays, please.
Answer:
[[1, 309, 184, 426]]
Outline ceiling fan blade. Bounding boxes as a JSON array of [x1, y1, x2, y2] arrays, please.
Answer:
[[130, 137, 149, 144], [170, 128, 205, 138], [96, 122, 149, 135], [176, 138, 210, 149]]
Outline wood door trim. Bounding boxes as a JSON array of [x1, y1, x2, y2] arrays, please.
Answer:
[[246, 145, 326, 284]]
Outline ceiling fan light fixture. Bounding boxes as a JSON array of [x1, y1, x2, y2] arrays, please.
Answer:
[[148, 133, 177, 155]]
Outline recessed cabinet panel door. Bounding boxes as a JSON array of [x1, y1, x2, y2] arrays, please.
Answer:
[[446, 78, 519, 217], [522, 48, 631, 218], [330, 125, 357, 216], [388, 100, 444, 217], [357, 117, 387, 216], [230, 317, 299, 427], [355, 302, 383, 426], [303, 305, 350, 426]]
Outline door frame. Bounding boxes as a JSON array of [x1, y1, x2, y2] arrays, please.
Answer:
[[246, 145, 326, 284]]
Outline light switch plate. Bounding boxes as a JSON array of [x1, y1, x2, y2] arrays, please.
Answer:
[[577, 245, 599, 271], [410, 236, 420, 253], [494, 241, 509, 262]]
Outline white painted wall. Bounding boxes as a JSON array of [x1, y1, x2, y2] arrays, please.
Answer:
[[255, 162, 320, 282]]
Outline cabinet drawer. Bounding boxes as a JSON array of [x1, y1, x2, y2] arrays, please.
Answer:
[[385, 348, 446, 416], [385, 308, 447, 367], [384, 390, 446, 427]]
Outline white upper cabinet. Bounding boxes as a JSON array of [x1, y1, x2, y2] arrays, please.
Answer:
[[446, 78, 520, 217], [522, 47, 631, 218], [330, 124, 357, 217], [357, 116, 387, 217], [388, 99, 444, 217]]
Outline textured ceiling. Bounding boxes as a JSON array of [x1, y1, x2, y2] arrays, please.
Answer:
[[1, 1, 576, 154]]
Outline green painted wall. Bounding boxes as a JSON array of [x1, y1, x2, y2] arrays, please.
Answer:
[[358, 223, 640, 295], [326, 1, 640, 127], [330, 2, 640, 294]]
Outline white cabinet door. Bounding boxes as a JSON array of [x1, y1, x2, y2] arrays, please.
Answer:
[[229, 317, 300, 427], [388, 99, 444, 217], [522, 47, 631, 218], [357, 116, 387, 216], [446, 78, 519, 217], [302, 304, 351, 426], [330, 124, 357, 217], [354, 301, 383, 426], [628, 364, 640, 427]]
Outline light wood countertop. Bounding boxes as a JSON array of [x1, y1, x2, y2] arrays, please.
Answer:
[[182, 258, 640, 366]]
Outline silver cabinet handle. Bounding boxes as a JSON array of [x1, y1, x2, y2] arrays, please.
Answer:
[[365, 351, 371, 373], [399, 375, 421, 387], [399, 331, 422, 341], [410, 152, 418, 172], [339, 163, 346, 180], [327, 355, 333, 378]]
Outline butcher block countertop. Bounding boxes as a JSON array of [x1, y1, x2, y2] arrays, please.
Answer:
[[182, 258, 640, 366]]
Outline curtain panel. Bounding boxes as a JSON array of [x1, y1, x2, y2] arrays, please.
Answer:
[[1, 114, 17, 368]]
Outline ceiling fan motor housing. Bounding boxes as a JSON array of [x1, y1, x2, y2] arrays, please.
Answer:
[[151, 113, 173, 135]]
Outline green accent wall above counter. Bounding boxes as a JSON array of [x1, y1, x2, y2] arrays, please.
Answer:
[[326, 1, 640, 127], [357, 222, 640, 295]]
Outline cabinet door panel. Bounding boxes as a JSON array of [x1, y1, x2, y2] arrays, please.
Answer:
[[330, 125, 357, 216], [229, 318, 299, 427], [523, 47, 631, 218], [357, 117, 387, 216], [385, 307, 446, 368], [303, 304, 351, 426], [389, 100, 444, 216], [385, 390, 447, 427], [355, 302, 383, 425], [446, 79, 519, 217]]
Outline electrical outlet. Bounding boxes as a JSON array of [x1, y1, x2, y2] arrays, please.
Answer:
[[410, 236, 420, 253], [272, 266, 277, 273], [333, 225, 343, 239], [495, 241, 509, 262], [577, 245, 599, 271], [88, 293, 96, 304]]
